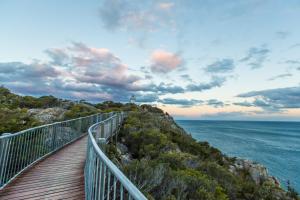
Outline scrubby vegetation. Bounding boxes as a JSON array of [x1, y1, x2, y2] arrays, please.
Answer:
[[108, 105, 299, 200], [0, 86, 134, 134]]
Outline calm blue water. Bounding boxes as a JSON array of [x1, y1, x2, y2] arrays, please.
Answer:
[[176, 120, 300, 191]]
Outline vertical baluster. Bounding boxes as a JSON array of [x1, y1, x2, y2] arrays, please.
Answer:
[[8, 136, 16, 180], [14, 136, 21, 176], [0, 136, 10, 186], [33, 129, 37, 161], [113, 176, 116, 200], [23, 133, 30, 169], [41, 127, 46, 156], [101, 123, 105, 139], [98, 161, 103, 199], [101, 165, 107, 200], [120, 185, 124, 200], [93, 157, 99, 200], [107, 171, 111, 200], [36, 129, 41, 159], [6, 137, 16, 181], [91, 153, 96, 200]]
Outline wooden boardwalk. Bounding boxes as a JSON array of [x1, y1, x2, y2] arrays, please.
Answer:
[[0, 136, 87, 200]]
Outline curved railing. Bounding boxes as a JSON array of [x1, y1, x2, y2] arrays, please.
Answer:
[[0, 113, 103, 189], [85, 112, 147, 200]]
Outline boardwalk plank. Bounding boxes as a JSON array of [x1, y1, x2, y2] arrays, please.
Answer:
[[0, 136, 87, 200]]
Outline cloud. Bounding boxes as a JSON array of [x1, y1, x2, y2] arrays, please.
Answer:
[[233, 101, 254, 107], [0, 61, 59, 83], [135, 93, 159, 103], [198, 111, 250, 120], [0, 42, 228, 103], [0, 42, 145, 101], [204, 59, 235, 73], [285, 60, 300, 66], [206, 99, 225, 108], [289, 43, 300, 49], [186, 76, 226, 92], [267, 73, 292, 81], [49, 42, 143, 91], [99, 0, 176, 32], [157, 2, 175, 11], [180, 74, 192, 81], [237, 86, 300, 111], [150, 50, 183, 73], [155, 82, 185, 94], [240, 45, 270, 69], [44, 48, 69, 66], [159, 98, 203, 107], [275, 31, 290, 39]]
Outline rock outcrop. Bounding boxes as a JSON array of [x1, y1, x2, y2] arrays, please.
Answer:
[[229, 158, 280, 187], [28, 107, 67, 124]]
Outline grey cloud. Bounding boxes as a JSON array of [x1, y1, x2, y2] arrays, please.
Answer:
[[145, 74, 153, 79], [44, 48, 69, 66], [285, 60, 300, 65], [289, 43, 300, 49], [233, 101, 253, 107], [199, 111, 249, 120], [205, 59, 235, 73], [99, 0, 177, 32], [159, 98, 203, 107], [240, 45, 270, 69], [180, 74, 192, 81], [187, 76, 226, 92], [155, 83, 185, 94], [135, 93, 159, 103], [206, 99, 225, 108], [268, 73, 292, 81], [0, 62, 59, 81], [275, 31, 290, 39], [237, 86, 300, 110], [99, 0, 125, 30]]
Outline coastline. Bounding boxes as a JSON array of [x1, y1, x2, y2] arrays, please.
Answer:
[[111, 109, 299, 199], [176, 119, 300, 192]]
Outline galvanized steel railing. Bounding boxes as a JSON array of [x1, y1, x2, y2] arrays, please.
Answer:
[[85, 112, 147, 200], [0, 113, 103, 190]]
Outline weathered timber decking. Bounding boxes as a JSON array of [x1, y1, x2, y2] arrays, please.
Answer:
[[0, 136, 87, 200]]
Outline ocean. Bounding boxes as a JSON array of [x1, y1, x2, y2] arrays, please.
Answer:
[[176, 120, 300, 191]]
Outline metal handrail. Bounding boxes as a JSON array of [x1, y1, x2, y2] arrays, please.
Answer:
[[0, 112, 103, 190], [85, 112, 147, 200]]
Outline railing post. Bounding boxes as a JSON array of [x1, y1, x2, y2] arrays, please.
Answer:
[[101, 123, 105, 138], [0, 133, 11, 188]]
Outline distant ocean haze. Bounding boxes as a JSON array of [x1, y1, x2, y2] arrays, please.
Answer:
[[176, 120, 300, 191]]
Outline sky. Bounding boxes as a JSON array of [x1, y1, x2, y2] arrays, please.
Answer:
[[0, 0, 300, 120]]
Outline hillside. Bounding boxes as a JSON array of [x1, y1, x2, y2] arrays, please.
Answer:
[[107, 105, 299, 200], [0, 86, 133, 134]]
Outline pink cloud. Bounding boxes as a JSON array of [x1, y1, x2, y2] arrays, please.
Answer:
[[150, 50, 183, 73], [157, 2, 175, 11]]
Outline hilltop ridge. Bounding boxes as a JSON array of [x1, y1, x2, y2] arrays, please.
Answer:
[[0, 86, 131, 134]]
